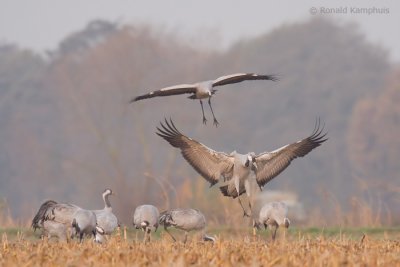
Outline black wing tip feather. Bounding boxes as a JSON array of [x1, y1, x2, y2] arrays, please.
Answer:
[[131, 90, 165, 102], [265, 74, 280, 82], [310, 117, 328, 145], [247, 73, 280, 82], [249, 73, 280, 82], [129, 97, 138, 103], [156, 118, 184, 146], [130, 95, 148, 102], [159, 118, 181, 136], [165, 118, 181, 135]]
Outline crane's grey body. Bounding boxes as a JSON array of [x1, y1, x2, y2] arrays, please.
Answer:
[[92, 189, 118, 243], [71, 209, 97, 242], [254, 201, 290, 241], [131, 73, 278, 126], [159, 208, 214, 243], [231, 151, 255, 196], [42, 220, 69, 241], [218, 151, 256, 216], [157, 119, 327, 217], [32, 200, 79, 235], [133, 204, 160, 243], [193, 81, 214, 99], [32, 200, 95, 242]]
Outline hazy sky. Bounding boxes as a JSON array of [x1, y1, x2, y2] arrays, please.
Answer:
[[1, 0, 399, 61]]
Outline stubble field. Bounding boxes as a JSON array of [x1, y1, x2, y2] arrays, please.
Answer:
[[1, 228, 400, 266]]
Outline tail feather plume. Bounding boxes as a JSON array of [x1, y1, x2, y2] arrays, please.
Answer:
[[31, 200, 57, 230]]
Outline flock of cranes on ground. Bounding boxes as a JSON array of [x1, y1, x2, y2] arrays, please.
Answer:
[[32, 188, 289, 243], [32, 73, 327, 243]]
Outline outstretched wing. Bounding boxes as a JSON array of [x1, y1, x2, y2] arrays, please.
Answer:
[[130, 84, 197, 102], [156, 119, 234, 186], [254, 119, 327, 188], [212, 73, 278, 87]]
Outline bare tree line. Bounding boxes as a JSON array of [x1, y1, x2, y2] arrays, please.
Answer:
[[0, 18, 398, 226]]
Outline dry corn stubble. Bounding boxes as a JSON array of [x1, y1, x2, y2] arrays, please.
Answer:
[[1, 234, 400, 267]]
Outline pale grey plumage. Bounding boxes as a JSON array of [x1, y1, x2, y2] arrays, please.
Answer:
[[31, 200, 96, 242], [43, 202, 81, 225], [254, 201, 290, 241], [159, 208, 214, 243], [157, 119, 327, 217], [131, 73, 278, 126], [42, 220, 69, 241], [133, 204, 160, 243], [92, 189, 119, 243], [71, 209, 97, 242], [32, 200, 80, 240]]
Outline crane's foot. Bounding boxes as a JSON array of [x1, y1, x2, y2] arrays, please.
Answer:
[[213, 119, 219, 127], [243, 211, 251, 217]]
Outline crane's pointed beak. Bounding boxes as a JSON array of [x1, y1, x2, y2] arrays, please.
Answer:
[[253, 220, 261, 230]]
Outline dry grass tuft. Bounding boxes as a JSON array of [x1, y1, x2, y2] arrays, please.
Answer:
[[1, 233, 399, 266]]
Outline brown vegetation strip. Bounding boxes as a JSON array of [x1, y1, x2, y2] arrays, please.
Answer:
[[1, 236, 399, 266]]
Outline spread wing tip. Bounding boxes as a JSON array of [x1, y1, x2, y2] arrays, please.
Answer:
[[249, 73, 280, 82], [310, 118, 328, 145], [309, 117, 328, 144], [130, 95, 149, 102], [245, 73, 280, 82], [266, 74, 280, 82], [156, 118, 184, 146], [129, 97, 139, 103]]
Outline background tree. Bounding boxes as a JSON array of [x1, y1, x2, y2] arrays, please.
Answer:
[[0, 18, 395, 225], [348, 71, 400, 224]]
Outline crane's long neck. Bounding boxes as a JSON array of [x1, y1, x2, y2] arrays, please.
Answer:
[[103, 192, 112, 210]]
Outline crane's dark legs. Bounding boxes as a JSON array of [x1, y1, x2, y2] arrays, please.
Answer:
[[248, 201, 253, 217], [164, 225, 177, 242], [199, 100, 207, 124], [238, 198, 250, 217], [143, 229, 147, 243], [143, 228, 151, 243], [208, 97, 219, 127], [271, 226, 278, 241], [147, 228, 151, 243]]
